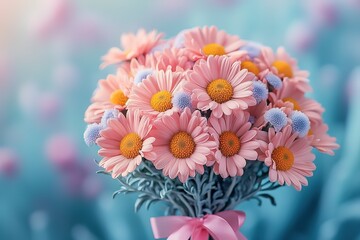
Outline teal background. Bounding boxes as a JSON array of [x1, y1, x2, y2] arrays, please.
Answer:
[[1, 0, 359, 239]]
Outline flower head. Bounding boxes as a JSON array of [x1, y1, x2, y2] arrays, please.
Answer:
[[185, 56, 256, 118], [84, 123, 103, 146], [291, 111, 310, 137], [308, 121, 339, 155], [97, 110, 155, 178], [172, 92, 192, 111], [264, 108, 288, 132], [127, 68, 183, 118], [148, 109, 216, 182], [84, 74, 132, 124], [183, 26, 244, 61], [208, 112, 259, 178], [252, 81, 268, 103], [101, 29, 163, 68], [258, 125, 316, 190]]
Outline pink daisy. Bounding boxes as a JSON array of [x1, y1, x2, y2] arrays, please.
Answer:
[[84, 73, 132, 124], [184, 55, 256, 118], [148, 108, 216, 182], [101, 29, 164, 69], [155, 48, 193, 71], [127, 68, 183, 118], [96, 110, 156, 178], [258, 47, 312, 93], [258, 125, 316, 191], [208, 112, 259, 178], [269, 80, 324, 124], [183, 26, 245, 61], [308, 121, 339, 155]]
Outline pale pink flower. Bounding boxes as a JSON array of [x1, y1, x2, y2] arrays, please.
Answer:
[[208, 112, 259, 178], [155, 48, 193, 71], [148, 109, 216, 182], [84, 73, 132, 124], [101, 29, 163, 68], [258, 125, 316, 191], [127, 68, 183, 118], [269, 80, 324, 124], [308, 121, 339, 155], [183, 26, 245, 61], [97, 110, 155, 178], [185, 55, 256, 118], [259, 47, 312, 93]]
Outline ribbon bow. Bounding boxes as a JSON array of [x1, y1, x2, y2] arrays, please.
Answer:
[[150, 210, 246, 240]]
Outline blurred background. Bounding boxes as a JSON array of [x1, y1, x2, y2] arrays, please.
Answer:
[[1, 0, 360, 239]]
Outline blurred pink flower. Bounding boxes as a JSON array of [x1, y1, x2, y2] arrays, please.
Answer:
[[45, 134, 77, 169], [308, 122, 339, 155], [101, 29, 164, 69], [0, 148, 18, 177]]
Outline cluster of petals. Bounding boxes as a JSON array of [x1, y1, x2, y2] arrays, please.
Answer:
[[84, 26, 339, 188]]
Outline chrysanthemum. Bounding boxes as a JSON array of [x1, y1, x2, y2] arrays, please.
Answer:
[[183, 26, 245, 61], [97, 110, 155, 178], [208, 112, 259, 178], [148, 109, 216, 182], [154, 48, 193, 71], [101, 29, 163, 68], [308, 121, 339, 155], [127, 68, 183, 118], [185, 56, 256, 118], [84, 73, 132, 124], [269, 80, 324, 125], [258, 47, 312, 93], [258, 125, 316, 190]]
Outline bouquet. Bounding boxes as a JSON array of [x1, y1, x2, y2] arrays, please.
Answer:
[[84, 26, 339, 239]]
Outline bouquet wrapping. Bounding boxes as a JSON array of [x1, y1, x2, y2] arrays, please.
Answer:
[[83, 26, 339, 239]]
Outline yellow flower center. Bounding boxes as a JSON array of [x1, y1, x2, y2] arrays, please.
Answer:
[[169, 131, 196, 159], [241, 61, 260, 75], [272, 60, 293, 78], [150, 90, 173, 112], [283, 97, 301, 111], [206, 79, 233, 104], [120, 132, 143, 159], [202, 43, 226, 56], [271, 146, 294, 171], [110, 89, 128, 106], [219, 131, 241, 157]]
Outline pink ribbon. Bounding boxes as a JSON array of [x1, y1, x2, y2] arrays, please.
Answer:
[[150, 210, 247, 240]]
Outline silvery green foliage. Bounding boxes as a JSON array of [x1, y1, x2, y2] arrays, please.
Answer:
[[100, 159, 281, 217]]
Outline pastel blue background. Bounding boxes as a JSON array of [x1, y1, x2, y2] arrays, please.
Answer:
[[1, 0, 359, 239]]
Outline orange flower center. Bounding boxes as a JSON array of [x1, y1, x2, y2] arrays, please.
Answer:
[[271, 146, 294, 171], [169, 131, 196, 159], [110, 89, 128, 106], [272, 60, 293, 78], [241, 61, 260, 75], [282, 97, 301, 111], [219, 131, 241, 157], [206, 79, 233, 103], [202, 43, 226, 56], [307, 129, 313, 136], [120, 132, 143, 159], [150, 90, 173, 112]]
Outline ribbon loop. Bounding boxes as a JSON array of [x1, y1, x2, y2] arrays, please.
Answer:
[[150, 210, 246, 240]]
